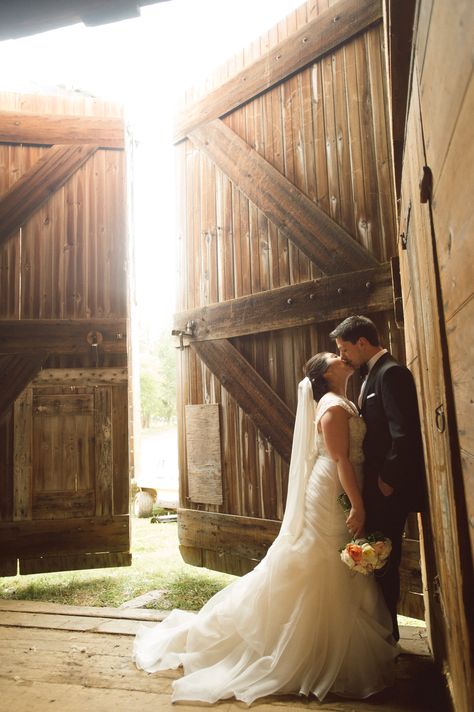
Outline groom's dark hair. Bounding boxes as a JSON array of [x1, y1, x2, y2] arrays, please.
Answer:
[[329, 315, 380, 346]]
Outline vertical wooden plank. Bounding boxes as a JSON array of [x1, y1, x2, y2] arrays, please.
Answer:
[[113, 383, 129, 516], [0, 408, 14, 522], [13, 387, 33, 521], [332, 45, 355, 237], [321, 52, 341, 225], [366, 24, 397, 260], [343, 39, 370, 252], [354, 33, 381, 259], [94, 387, 113, 517]]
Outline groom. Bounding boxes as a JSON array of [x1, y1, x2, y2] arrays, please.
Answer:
[[330, 315, 425, 641]]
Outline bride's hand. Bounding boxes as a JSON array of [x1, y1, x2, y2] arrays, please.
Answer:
[[346, 507, 365, 539]]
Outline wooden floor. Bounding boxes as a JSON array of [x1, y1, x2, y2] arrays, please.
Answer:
[[0, 600, 450, 712]]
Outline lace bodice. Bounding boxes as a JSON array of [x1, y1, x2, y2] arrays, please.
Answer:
[[315, 393, 366, 465]]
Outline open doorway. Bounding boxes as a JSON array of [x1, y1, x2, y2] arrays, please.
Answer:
[[0, 0, 304, 598]]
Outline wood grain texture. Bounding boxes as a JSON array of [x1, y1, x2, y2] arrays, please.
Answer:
[[174, 0, 383, 141], [0, 319, 127, 354], [19, 551, 131, 575], [399, 68, 472, 712], [185, 404, 223, 505], [0, 352, 47, 413], [0, 144, 98, 245], [175, 263, 392, 341], [192, 339, 294, 463], [0, 515, 129, 557], [13, 387, 33, 521], [0, 110, 124, 148], [178, 508, 280, 562], [189, 119, 378, 275], [94, 387, 113, 517]]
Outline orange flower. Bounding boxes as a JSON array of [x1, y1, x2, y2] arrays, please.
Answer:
[[347, 543, 363, 563]]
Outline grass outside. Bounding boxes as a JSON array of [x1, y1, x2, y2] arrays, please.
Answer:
[[0, 515, 425, 628], [0, 516, 236, 610]]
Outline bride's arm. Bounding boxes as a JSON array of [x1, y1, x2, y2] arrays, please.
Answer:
[[320, 407, 365, 538]]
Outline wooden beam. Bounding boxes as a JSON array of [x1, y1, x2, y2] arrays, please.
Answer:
[[0, 515, 129, 557], [191, 339, 294, 462], [175, 264, 392, 341], [178, 508, 281, 562], [33, 368, 128, 385], [0, 319, 127, 355], [189, 120, 378, 274], [174, 0, 383, 142], [0, 144, 98, 245], [0, 110, 124, 148], [0, 353, 47, 414]]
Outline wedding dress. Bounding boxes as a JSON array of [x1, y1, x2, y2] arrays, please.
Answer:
[[133, 384, 398, 704]]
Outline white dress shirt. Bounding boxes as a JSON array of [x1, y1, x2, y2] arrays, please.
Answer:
[[358, 349, 388, 409]]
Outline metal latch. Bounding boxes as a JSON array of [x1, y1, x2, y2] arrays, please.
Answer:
[[171, 320, 196, 350]]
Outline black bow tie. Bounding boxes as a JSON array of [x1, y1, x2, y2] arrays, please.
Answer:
[[359, 363, 369, 378]]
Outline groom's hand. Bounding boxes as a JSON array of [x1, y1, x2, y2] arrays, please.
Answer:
[[378, 476, 394, 497]]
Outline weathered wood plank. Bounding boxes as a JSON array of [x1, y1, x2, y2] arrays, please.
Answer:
[[0, 352, 47, 413], [0, 599, 167, 621], [175, 263, 392, 341], [32, 490, 95, 520], [33, 367, 128, 385], [400, 69, 472, 712], [0, 318, 127, 354], [185, 404, 223, 505], [0, 144, 98, 245], [0, 515, 129, 557], [189, 119, 378, 275], [0, 110, 124, 148], [178, 508, 280, 561], [94, 387, 113, 517], [13, 387, 33, 521], [19, 551, 131, 575], [419, 0, 474, 183], [191, 339, 294, 463], [174, 0, 383, 142]]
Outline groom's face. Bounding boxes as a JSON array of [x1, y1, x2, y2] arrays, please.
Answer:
[[335, 337, 366, 369]]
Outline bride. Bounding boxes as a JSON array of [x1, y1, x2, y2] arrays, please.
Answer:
[[133, 352, 398, 704]]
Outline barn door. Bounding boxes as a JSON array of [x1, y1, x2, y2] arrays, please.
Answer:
[[0, 92, 131, 576], [398, 62, 472, 709], [173, 0, 422, 617]]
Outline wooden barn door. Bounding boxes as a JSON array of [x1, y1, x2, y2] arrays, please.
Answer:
[[173, 0, 423, 618], [0, 93, 131, 576], [397, 1, 474, 705]]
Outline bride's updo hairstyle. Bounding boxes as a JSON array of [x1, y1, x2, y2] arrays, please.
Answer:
[[304, 353, 332, 402]]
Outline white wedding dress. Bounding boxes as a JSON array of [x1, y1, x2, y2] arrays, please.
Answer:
[[133, 389, 398, 704]]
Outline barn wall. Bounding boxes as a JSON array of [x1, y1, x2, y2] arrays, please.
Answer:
[[175, 0, 412, 580], [0, 91, 130, 575]]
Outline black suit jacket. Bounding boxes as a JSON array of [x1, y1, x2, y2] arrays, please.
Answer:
[[360, 353, 425, 513]]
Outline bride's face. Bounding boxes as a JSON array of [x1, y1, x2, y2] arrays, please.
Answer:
[[323, 354, 355, 385]]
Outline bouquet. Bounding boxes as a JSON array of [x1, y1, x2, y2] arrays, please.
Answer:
[[337, 492, 392, 575], [339, 534, 392, 575]]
